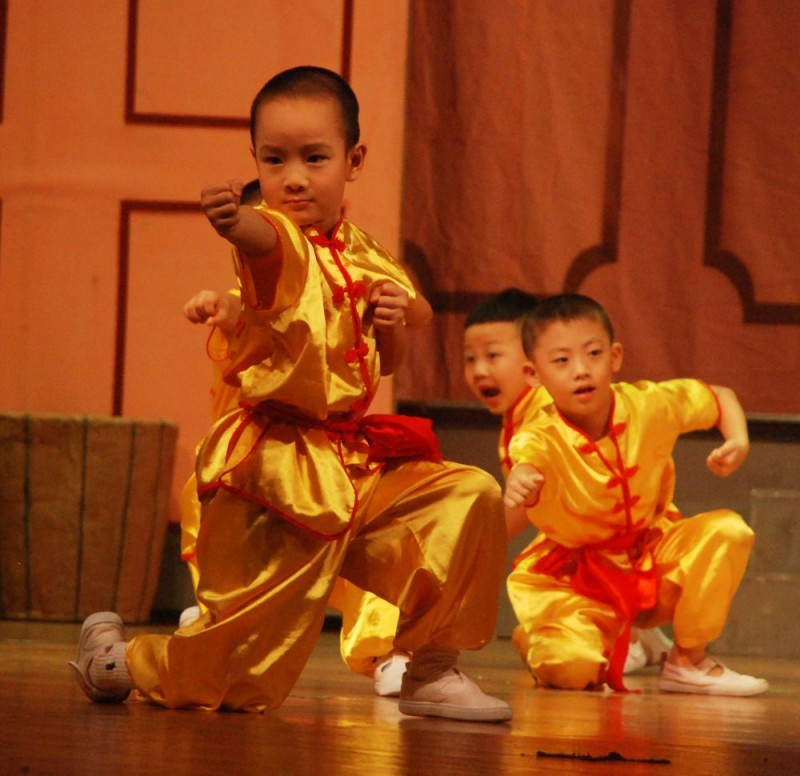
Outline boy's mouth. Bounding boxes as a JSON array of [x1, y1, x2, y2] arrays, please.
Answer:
[[574, 385, 594, 397], [480, 387, 500, 399]]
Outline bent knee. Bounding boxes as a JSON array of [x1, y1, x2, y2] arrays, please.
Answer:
[[532, 654, 605, 690], [710, 510, 755, 548], [454, 464, 503, 499], [519, 628, 607, 690]]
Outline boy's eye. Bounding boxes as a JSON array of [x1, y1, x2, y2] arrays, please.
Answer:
[[308, 154, 328, 163], [263, 156, 282, 166]]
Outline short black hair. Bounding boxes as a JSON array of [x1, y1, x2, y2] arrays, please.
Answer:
[[465, 288, 539, 328], [249, 65, 360, 149], [521, 293, 614, 357]]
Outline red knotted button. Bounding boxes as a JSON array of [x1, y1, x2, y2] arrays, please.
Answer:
[[344, 342, 370, 363]]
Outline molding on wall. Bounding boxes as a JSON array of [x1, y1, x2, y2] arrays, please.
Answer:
[[0, 0, 7, 123], [703, 0, 800, 325], [114, 201, 199, 416], [124, 0, 247, 128], [341, 0, 354, 82], [124, 0, 355, 128]]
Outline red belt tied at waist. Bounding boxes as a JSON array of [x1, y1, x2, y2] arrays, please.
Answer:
[[245, 401, 443, 465], [202, 401, 444, 540], [528, 528, 659, 692]]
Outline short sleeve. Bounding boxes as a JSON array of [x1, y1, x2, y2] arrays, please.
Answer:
[[654, 379, 720, 433], [234, 207, 311, 312]]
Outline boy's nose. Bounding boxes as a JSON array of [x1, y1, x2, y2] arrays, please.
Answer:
[[472, 359, 489, 377], [285, 163, 307, 189], [573, 357, 590, 376]]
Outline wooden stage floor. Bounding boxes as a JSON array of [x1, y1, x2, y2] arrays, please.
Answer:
[[1, 620, 798, 775]]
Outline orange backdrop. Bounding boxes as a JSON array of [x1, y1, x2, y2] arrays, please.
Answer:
[[0, 0, 407, 521]]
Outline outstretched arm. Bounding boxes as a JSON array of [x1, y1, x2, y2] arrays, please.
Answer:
[[706, 384, 750, 477], [184, 289, 242, 333], [201, 181, 277, 257]]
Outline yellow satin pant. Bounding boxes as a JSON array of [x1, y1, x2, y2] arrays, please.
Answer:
[[507, 510, 754, 690], [182, 477, 399, 677], [128, 460, 505, 711]]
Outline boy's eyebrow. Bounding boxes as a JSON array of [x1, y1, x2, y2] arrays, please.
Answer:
[[542, 337, 604, 356], [257, 141, 335, 155]]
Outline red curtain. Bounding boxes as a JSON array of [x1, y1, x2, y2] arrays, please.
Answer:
[[398, 0, 800, 415]]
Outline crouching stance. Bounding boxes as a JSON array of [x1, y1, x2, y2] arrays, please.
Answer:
[[504, 293, 767, 697], [69, 66, 511, 722]]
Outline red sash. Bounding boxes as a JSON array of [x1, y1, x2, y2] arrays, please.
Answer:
[[531, 529, 659, 692], [247, 401, 442, 464]]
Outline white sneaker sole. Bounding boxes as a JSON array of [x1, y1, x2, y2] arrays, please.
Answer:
[[659, 678, 768, 697], [398, 699, 512, 722]]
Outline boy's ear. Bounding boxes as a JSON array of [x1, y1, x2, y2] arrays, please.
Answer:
[[346, 142, 367, 182], [611, 341, 624, 373], [522, 361, 540, 387]]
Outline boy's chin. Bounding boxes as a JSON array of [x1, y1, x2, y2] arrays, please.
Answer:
[[478, 400, 506, 416]]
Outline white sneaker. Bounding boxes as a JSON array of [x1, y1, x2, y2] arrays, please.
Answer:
[[373, 653, 409, 697], [639, 627, 673, 665], [179, 605, 201, 629], [67, 611, 131, 703], [623, 638, 648, 674], [659, 657, 769, 697], [399, 668, 512, 722]]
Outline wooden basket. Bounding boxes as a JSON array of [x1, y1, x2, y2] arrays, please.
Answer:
[[0, 413, 177, 623]]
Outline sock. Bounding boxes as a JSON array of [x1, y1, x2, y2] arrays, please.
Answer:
[[405, 644, 459, 682]]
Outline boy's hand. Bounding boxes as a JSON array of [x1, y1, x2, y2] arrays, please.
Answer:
[[706, 438, 749, 477], [201, 181, 244, 234], [367, 282, 409, 331], [184, 290, 241, 332], [504, 463, 544, 509]]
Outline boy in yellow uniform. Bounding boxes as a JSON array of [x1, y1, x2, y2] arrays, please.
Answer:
[[463, 288, 548, 477], [503, 292, 767, 696], [463, 288, 671, 672], [70, 66, 511, 722], [182, 275, 428, 695]]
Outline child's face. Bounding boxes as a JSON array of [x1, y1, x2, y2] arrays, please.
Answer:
[[251, 95, 365, 235], [463, 321, 536, 415], [530, 316, 623, 438]]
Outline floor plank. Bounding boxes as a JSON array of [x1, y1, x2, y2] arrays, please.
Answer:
[[1, 621, 798, 775]]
